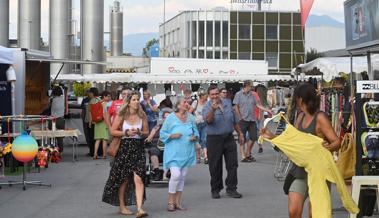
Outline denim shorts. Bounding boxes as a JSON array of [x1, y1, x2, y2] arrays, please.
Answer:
[[240, 120, 257, 142]]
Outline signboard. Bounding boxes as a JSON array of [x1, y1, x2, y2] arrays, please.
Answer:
[[229, 0, 273, 10], [357, 80, 379, 93], [344, 0, 379, 49], [150, 58, 268, 77]]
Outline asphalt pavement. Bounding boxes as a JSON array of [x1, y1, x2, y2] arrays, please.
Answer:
[[0, 144, 351, 218]]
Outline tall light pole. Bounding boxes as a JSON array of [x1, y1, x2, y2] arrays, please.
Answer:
[[163, 0, 166, 57]]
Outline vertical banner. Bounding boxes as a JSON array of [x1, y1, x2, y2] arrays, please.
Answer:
[[300, 0, 315, 31]]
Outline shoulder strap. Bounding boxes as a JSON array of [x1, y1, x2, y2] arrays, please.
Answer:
[[194, 100, 198, 110]]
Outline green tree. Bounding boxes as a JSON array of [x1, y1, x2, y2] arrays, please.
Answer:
[[306, 48, 323, 63], [142, 38, 159, 57]]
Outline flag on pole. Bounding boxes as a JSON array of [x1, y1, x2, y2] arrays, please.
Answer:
[[300, 0, 315, 31]]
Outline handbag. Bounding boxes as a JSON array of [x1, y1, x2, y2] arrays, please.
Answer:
[[107, 120, 123, 157], [336, 133, 356, 179]]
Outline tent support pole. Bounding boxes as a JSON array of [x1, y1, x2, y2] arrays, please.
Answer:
[[349, 52, 355, 100]]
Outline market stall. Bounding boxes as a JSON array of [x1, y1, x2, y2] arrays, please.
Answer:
[[292, 54, 379, 82]]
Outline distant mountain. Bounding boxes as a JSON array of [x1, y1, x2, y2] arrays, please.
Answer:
[[105, 32, 159, 56], [306, 15, 344, 28]]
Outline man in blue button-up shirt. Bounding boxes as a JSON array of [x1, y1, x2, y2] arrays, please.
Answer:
[[202, 85, 244, 199]]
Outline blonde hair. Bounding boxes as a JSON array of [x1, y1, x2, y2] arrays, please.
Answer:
[[118, 91, 146, 119]]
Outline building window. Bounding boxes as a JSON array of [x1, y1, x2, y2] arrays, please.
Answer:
[[239, 25, 250, 39], [187, 21, 191, 48], [191, 21, 197, 47], [199, 21, 204, 46], [174, 31, 177, 43], [206, 51, 213, 59], [215, 21, 221, 47], [192, 50, 197, 58], [198, 50, 204, 58], [215, 51, 220, 59], [222, 21, 228, 46], [222, 51, 228, 59], [206, 21, 213, 46], [266, 25, 278, 40], [266, 53, 278, 68], [239, 52, 250, 60]]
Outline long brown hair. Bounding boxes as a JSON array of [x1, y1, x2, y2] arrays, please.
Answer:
[[118, 91, 146, 119]]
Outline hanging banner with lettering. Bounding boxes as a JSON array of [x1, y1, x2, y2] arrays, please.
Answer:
[[150, 58, 268, 77]]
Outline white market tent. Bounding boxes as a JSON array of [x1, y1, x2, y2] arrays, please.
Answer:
[[0, 46, 13, 64], [293, 54, 379, 82], [52, 72, 295, 83], [53, 58, 295, 83]]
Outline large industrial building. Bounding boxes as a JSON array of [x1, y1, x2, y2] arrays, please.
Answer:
[[159, 9, 305, 74], [0, 0, 125, 75]]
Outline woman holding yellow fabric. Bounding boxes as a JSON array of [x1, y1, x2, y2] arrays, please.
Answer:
[[261, 83, 341, 218]]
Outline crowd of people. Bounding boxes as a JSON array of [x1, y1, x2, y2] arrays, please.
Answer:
[[77, 81, 341, 218]]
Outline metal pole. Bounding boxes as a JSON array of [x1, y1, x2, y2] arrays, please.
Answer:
[[367, 51, 372, 79], [350, 52, 354, 97], [163, 0, 166, 57]]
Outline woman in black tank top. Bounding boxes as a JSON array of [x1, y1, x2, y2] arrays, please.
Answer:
[[288, 83, 341, 218]]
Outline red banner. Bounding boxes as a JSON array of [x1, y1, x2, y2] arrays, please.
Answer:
[[300, 0, 315, 31]]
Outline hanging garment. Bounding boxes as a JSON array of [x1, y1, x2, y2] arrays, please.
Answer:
[[260, 114, 359, 218]]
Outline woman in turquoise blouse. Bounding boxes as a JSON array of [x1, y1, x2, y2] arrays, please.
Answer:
[[160, 97, 199, 212]]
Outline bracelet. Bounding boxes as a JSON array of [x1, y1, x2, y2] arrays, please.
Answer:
[[124, 129, 129, 136]]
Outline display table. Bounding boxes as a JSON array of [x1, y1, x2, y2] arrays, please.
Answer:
[[30, 129, 81, 162], [0, 129, 81, 162]]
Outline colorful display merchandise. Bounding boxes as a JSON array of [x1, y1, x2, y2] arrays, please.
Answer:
[[11, 132, 38, 163]]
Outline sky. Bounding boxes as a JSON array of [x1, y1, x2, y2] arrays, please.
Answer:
[[8, 0, 345, 41]]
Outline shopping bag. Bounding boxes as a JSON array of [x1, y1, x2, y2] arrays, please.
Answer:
[[336, 133, 356, 179]]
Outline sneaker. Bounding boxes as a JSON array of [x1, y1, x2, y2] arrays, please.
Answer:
[[211, 191, 221, 199], [258, 147, 263, 153], [226, 190, 242, 198], [247, 156, 256, 162]]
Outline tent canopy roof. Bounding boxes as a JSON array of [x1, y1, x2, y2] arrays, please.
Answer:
[[52, 73, 296, 83], [294, 54, 379, 81]]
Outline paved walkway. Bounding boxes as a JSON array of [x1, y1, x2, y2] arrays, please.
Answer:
[[0, 145, 350, 218]]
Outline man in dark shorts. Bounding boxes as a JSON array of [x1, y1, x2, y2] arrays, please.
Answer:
[[233, 80, 271, 162]]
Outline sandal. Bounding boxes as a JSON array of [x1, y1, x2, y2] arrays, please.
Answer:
[[119, 209, 134, 215], [93, 156, 98, 160], [167, 203, 176, 212], [136, 209, 148, 218], [175, 204, 187, 211]]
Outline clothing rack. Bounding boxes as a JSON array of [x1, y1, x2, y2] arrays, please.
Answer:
[[355, 82, 379, 176]]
